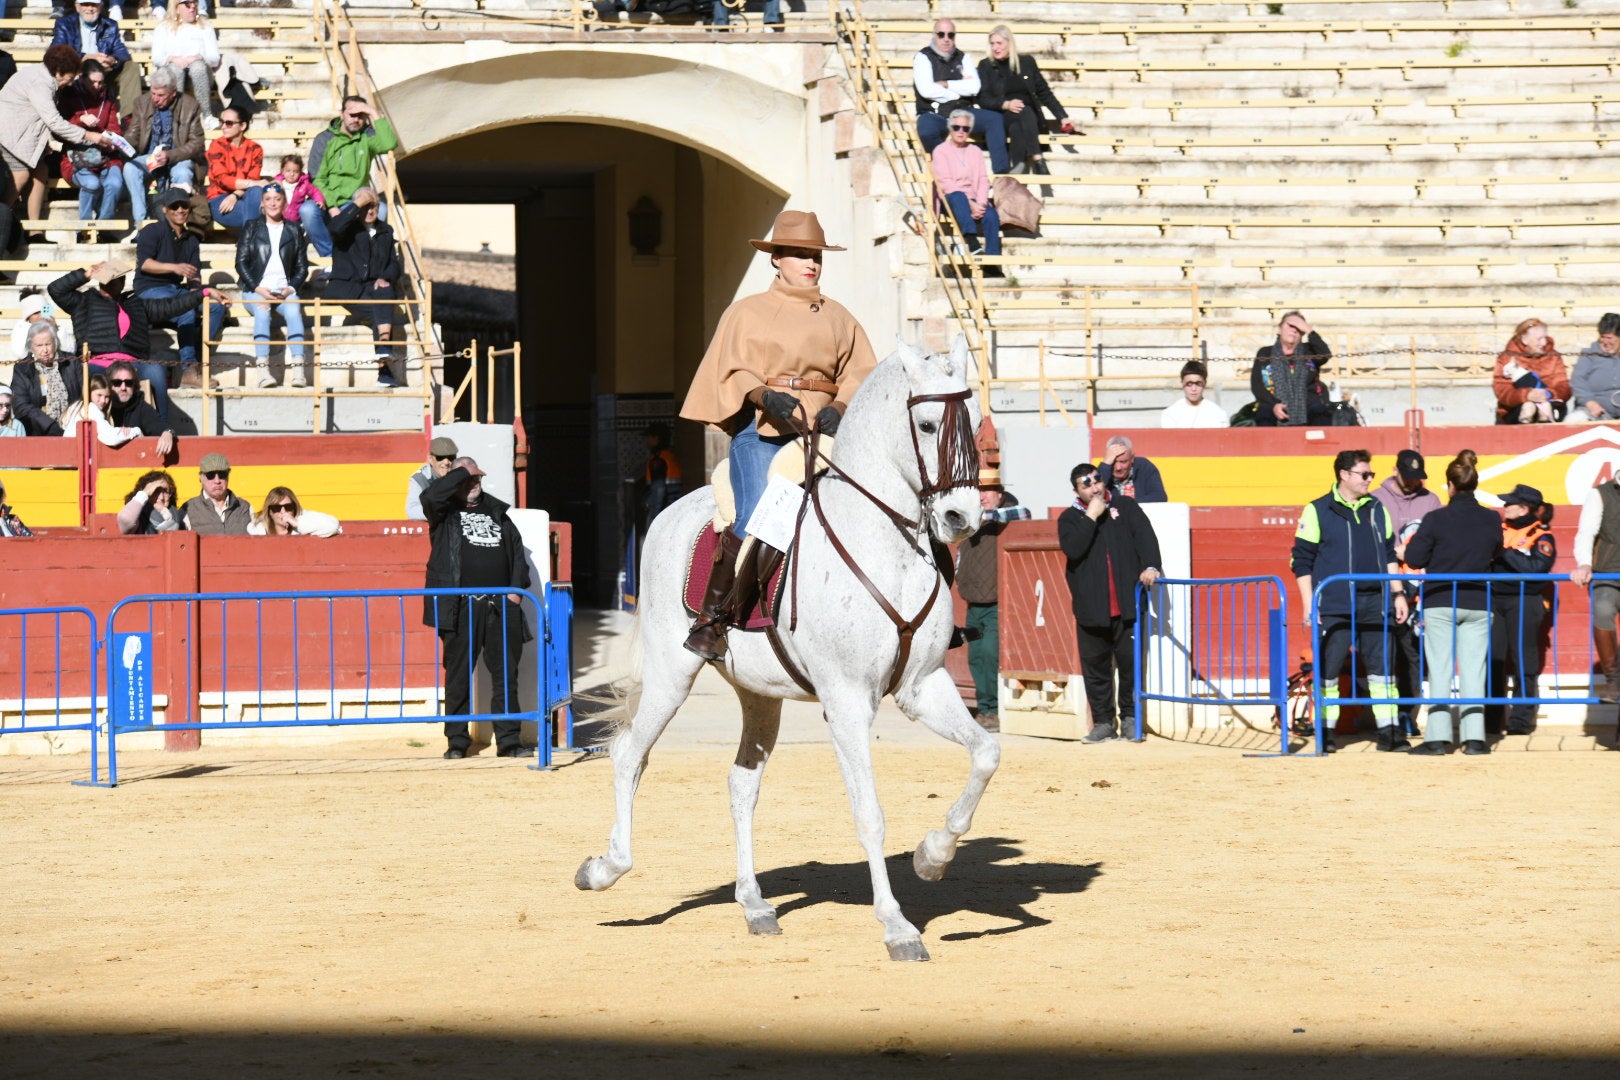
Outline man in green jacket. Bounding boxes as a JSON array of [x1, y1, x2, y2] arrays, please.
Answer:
[[301, 95, 397, 257]]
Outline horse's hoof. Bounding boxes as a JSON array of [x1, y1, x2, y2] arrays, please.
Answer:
[[574, 857, 622, 891], [746, 913, 783, 936], [913, 831, 956, 882], [886, 939, 931, 962]]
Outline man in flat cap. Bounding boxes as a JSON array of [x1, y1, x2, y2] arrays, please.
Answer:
[[405, 434, 457, 521]]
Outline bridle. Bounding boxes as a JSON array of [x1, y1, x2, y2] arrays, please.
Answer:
[[906, 388, 979, 505]]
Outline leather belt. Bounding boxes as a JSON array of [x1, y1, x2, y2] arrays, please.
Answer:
[[765, 376, 839, 395]]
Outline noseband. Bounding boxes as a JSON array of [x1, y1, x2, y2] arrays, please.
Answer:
[[907, 389, 979, 503]]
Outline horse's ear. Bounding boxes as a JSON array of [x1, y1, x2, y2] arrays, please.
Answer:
[[947, 335, 973, 380], [895, 336, 929, 376]]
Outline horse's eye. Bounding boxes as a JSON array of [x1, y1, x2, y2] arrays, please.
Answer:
[[918, 421, 938, 435]]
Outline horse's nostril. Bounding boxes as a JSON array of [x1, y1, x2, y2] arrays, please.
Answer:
[[945, 510, 967, 531]]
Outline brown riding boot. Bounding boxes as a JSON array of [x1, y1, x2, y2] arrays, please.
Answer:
[[1597, 629, 1620, 703], [685, 529, 744, 661]]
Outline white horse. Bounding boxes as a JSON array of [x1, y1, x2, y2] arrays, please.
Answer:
[[575, 338, 1001, 961]]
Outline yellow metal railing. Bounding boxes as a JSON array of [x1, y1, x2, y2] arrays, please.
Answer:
[[449, 341, 525, 425]]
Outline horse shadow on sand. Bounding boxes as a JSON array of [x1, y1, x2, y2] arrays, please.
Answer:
[[602, 837, 1101, 941]]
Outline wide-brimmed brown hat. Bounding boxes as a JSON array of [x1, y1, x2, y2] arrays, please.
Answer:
[[749, 210, 846, 254]]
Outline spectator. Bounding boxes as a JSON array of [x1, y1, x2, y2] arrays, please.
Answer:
[[0, 44, 104, 253], [150, 0, 220, 130], [235, 184, 309, 388], [932, 110, 1002, 265], [117, 469, 181, 533], [48, 259, 210, 423], [421, 457, 532, 760], [913, 18, 1009, 175], [325, 188, 404, 386], [51, 0, 139, 105], [0, 386, 25, 437], [1058, 461, 1162, 743], [1253, 311, 1333, 427], [9, 293, 75, 361], [205, 106, 266, 228], [121, 65, 206, 224], [1569, 313, 1620, 422], [102, 359, 176, 456], [976, 24, 1078, 176], [133, 188, 225, 389], [9, 321, 83, 436], [1489, 484, 1556, 737], [0, 476, 33, 537], [1569, 474, 1620, 703], [641, 423, 682, 526], [303, 96, 397, 257], [1160, 360, 1228, 429], [1494, 318, 1569, 424], [955, 468, 1030, 733], [711, 1, 780, 27], [1403, 451, 1503, 755], [247, 486, 341, 536], [57, 59, 127, 222], [179, 451, 250, 533], [1371, 449, 1441, 738], [272, 152, 324, 227], [62, 370, 140, 446], [405, 435, 457, 521], [1291, 449, 1409, 752], [1100, 435, 1167, 503]]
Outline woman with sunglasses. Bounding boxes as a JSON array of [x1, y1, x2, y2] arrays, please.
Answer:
[[932, 109, 1002, 268], [205, 106, 266, 228], [248, 486, 341, 536], [976, 25, 1079, 176], [117, 469, 181, 534]]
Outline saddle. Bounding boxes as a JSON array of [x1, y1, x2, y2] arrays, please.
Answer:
[[683, 525, 789, 631]]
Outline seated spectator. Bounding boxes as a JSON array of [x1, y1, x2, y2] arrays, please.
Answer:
[[1570, 312, 1620, 422], [103, 360, 176, 455], [302, 96, 397, 257], [234, 184, 309, 387], [1494, 318, 1569, 424], [0, 476, 33, 537], [932, 110, 1003, 265], [62, 371, 140, 446], [205, 106, 266, 229], [117, 469, 181, 533], [179, 451, 250, 533], [976, 25, 1078, 176], [913, 19, 1009, 174], [272, 152, 324, 227], [120, 65, 205, 224], [57, 59, 127, 223], [52, 0, 140, 105], [247, 485, 341, 536], [9, 293, 75, 361], [133, 190, 230, 389], [0, 44, 106, 253], [150, 1, 220, 130], [326, 188, 405, 386], [48, 258, 212, 422], [0, 386, 25, 437], [406, 435, 457, 521], [9, 321, 84, 435], [1161, 360, 1228, 429], [1252, 311, 1333, 427], [711, 1, 780, 27], [1101, 434, 1167, 503]]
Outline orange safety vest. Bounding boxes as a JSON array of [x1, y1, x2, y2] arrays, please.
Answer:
[[646, 449, 682, 484]]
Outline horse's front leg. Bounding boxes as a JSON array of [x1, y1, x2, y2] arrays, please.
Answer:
[[898, 666, 1001, 882], [731, 688, 783, 935], [823, 692, 928, 962]]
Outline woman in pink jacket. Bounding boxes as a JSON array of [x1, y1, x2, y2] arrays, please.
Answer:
[[931, 108, 1002, 267]]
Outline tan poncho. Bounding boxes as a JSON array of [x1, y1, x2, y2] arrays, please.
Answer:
[[681, 277, 879, 438]]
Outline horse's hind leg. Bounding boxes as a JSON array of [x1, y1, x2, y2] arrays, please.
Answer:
[[898, 667, 1001, 882], [730, 688, 783, 935], [574, 637, 704, 892]]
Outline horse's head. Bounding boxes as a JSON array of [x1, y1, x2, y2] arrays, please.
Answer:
[[892, 335, 984, 545]]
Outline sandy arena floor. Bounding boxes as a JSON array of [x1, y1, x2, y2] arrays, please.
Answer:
[[3, 672, 1618, 1080]]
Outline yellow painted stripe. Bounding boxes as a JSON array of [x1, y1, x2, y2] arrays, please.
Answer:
[[1157, 453, 1590, 507], [0, 468, 80, 528], [97, 462, 422, 520]]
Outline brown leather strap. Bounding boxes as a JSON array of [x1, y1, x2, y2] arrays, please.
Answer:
[[766, 623, 817, 696], [765, 376, 839, 395]]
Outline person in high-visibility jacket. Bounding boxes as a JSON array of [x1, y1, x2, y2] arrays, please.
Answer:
[[1490, 484, 1557, 736]]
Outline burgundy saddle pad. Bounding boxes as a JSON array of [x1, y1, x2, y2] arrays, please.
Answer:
[[683, 524, 788, 631]]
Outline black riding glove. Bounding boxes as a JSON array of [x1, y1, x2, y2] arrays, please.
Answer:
[[760, 389, 799, 426], [815, 405, 842, 436]]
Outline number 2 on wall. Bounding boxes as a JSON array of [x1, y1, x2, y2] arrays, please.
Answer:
[[1034, 578, 1046, 628]]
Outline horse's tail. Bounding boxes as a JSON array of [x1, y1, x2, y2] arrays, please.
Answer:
[[599, 607, 644, 744]]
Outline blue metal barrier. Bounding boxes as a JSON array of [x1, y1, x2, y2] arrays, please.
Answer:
[[1134, 577, 1291, 755], [103, 587, 573, 785], [0, 606, 108, 786], [544, 583, 575, 748], [1310, 572, 1612, 754]]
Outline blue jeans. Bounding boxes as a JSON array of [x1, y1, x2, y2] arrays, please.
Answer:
[[943, 191, 1001, 255], [712, 0, 780, 23], [300, 197, 386, 258], [729, 418, 794, 538], [1423, 606, 1490, 744], [919, 110, 1010, 174], [246, 294, 306, 363], [136, 282, 228, 368], [209, 187, 264, 229], [121, 155, 197, 222], [74, 167, 124, 220]]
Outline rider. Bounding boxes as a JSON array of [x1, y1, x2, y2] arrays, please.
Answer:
[[679, 210, 878, 660]]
